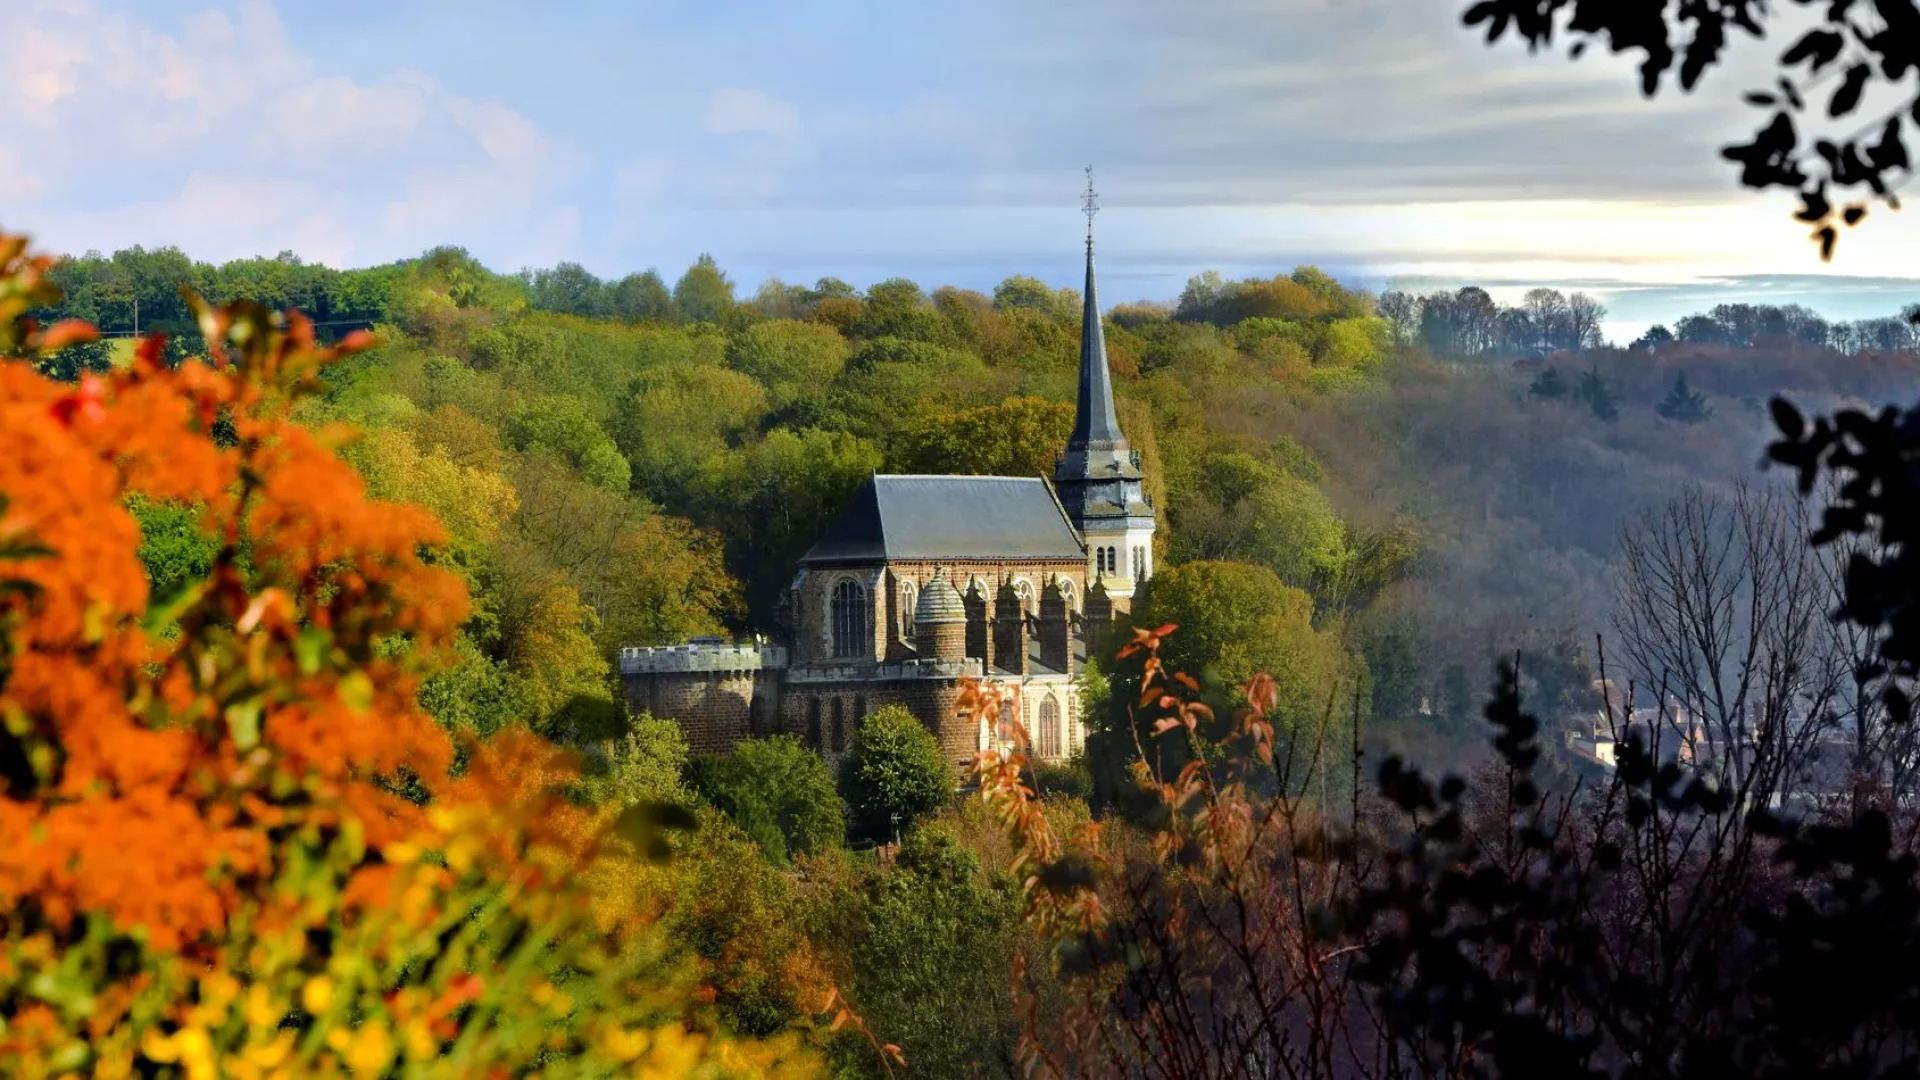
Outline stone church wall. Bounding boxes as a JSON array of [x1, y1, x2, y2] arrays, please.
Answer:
[[619, 645, 785, 757], [777, 675, 973, 772]]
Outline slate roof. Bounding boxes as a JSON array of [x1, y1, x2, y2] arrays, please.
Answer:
[[801, 475, 1085, 565]]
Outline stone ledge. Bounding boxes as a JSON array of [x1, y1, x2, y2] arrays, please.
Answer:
[[619, 644, 789, 675], [787, 657, 985, 683]]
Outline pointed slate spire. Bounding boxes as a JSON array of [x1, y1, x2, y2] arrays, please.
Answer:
[[1069, 166, 1126, 454]]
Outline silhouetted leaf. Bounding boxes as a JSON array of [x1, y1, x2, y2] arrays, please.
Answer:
[[1829, 62, 1871, 117]]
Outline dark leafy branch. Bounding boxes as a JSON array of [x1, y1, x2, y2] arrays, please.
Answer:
[[1462, 0, 1920, 260]]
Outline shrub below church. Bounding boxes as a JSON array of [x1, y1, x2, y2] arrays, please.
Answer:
[[839, 705, 956, 842], [689, 735, 845, 866]]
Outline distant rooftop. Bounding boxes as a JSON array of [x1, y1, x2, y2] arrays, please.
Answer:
[[801, 475, 1085, 564]]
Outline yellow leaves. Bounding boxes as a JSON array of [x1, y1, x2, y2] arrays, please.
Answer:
[[240, 1031, 293, 1070], [141, 1026, 216, 1080], [401, 1018, 437, 1062], [341, 1021, 393, 1078], [300, 975, 333, 1016], [354, 425, 518, 549], [244, 984, 280, 1029]]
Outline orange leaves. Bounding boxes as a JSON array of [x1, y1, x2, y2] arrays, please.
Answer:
[[0, 230, 831, 1079], [0, 230, 470, 951]]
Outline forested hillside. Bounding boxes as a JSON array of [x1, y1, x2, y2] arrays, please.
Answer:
[[21, 240, 1920, 1075], [31, 245, 1920, 764]]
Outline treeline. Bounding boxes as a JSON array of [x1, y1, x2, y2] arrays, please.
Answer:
[[1376, 284, 1920, 359], [1377, 286, 1608, 358], [1630, 298, 1920, 354]]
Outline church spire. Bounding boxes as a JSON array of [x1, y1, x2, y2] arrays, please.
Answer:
[[1070, 166, 1125, 454]]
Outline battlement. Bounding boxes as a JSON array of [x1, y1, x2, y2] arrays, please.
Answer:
[[787, 657, 985, 683], [619, 644, 789, 675]]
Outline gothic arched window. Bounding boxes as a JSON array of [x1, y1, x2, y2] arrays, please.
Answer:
[[854, 695, 867, 727], [1038, 696, 1061, 759], [1059, 578, 1076, 613], [1014, 579, 1035, 606], [831, 579, 869, 658], [807, 698, 823, 749], [899, 580, 916, 639], [831, 698, 846, 753]]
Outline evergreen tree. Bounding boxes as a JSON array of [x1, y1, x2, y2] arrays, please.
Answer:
[[1528, 365, 1569, 400], [1574, 367, 1620, 422], [1656, 371, 1714, 424], [1630, 323, 1675, 352]]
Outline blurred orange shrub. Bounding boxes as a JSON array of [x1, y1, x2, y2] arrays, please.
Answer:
[[0, 233, 821, 1078]]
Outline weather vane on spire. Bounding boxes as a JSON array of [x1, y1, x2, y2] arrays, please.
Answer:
[[1082, 165, 1099, 247]]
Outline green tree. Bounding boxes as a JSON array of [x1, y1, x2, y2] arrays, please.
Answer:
[[503, 394, 632, 491], [889, 396, 1075, 477], [838, 705, 956, 842], [612, 362, 768, 508], [725, 319, 851, 409], [1656, 371, 1714, 424], [836, 829, 1023, 1078], [853, 277, 949, 342], [666, 810, 826, 1037], [693, 428, 883, 627], [527, 261, 608, 317], [673, 253, 736, 325], [578, 711, 693, 808], [127, 494, 218, 610], [36, 336, 115, 381], [1529, 366, 1570, 400], [1360, 623, 1425, 722], [610, 269, 675, 322], [1575, 366, 1621, 421], [688, 735, 845, 867], [1177, 452, 1346, 591], [1133, 560, 1348, 721], [992, 275, 1076, 323]]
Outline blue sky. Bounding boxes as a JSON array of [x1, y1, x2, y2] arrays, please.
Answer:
[[9, 0, 1920, 342]]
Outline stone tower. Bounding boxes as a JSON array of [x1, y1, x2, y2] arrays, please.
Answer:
[[1053, 167, 1156, 609], [914, 567, 967, 663]]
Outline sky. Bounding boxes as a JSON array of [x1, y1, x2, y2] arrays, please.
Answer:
[[7, 0, 1920, 343]]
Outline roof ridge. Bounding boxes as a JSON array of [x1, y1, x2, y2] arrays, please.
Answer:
[[876, 473, 1046, 482]]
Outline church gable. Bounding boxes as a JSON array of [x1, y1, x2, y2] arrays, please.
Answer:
[[801, 475, 1084, 565]]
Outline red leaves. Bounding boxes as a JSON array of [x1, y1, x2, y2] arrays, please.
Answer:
[[1244, 672, 1279, 718], [47, 373, 108, 428]]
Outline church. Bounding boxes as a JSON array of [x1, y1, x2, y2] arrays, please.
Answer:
[[620, 185, 1156, 773]]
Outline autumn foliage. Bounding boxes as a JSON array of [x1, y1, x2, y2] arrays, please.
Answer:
[[0, 233, 821, 1077]]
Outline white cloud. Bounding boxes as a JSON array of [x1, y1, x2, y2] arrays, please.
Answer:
[[5, 0, 581, 269]]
